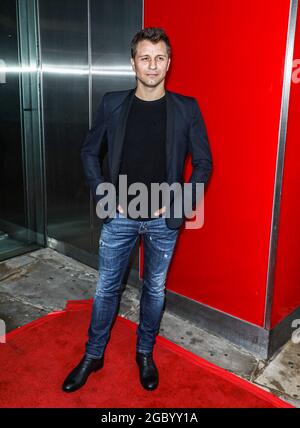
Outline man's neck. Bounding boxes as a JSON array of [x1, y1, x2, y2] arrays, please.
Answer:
[[134, 84, 166, 101]]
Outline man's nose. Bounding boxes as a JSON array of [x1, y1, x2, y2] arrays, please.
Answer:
[[149, 59, 157, 69]]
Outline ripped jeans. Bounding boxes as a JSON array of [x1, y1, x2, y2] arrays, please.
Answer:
[[85, 211, 180, 358]]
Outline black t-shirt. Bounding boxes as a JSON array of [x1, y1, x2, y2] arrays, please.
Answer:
[[117, 94, 167, 220]]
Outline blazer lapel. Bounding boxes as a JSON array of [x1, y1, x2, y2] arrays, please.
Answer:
[[111, 88, 135, 186], [165, 90, 175, 183]]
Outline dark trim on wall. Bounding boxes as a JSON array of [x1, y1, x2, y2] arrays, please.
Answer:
[[164, 288, 300, 360], [128, 266, 298, 360], [268, 305, 300, 357]]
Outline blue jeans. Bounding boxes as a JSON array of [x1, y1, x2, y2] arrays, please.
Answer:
[[85, 211, 180, 358]]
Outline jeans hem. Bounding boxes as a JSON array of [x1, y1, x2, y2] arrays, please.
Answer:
[[85, 351, 103, 359], [136, 349, 153, 355]]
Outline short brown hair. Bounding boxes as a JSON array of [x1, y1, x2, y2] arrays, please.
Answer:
[[131, 27, 171, 58]]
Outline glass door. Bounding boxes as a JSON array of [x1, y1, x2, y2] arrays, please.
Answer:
[[0, 0, 45, 261]]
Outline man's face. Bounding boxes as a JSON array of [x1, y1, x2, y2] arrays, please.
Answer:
[[131, 39, 171, 88]]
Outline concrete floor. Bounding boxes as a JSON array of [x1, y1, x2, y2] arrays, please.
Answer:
[[0, 247, 299, 408]]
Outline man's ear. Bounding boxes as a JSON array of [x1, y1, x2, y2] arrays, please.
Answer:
[[130, 58, 136, 72], [166, 57, 171, 71]]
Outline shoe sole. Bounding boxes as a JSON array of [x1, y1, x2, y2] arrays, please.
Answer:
[[141, 381, 159, 391]]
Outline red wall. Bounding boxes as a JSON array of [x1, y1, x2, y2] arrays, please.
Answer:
[[271, 3, 300, 328], [143, 0, 291, 326]]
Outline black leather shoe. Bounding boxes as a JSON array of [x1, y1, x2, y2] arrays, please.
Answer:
[[136, 352, 159, 391], [62, 354, 104, 393]]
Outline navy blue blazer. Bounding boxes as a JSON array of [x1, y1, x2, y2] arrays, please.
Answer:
[[81, 88, 212, 229]]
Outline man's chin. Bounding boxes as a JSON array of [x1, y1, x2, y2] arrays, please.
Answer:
[[138, 77, 163, 88]]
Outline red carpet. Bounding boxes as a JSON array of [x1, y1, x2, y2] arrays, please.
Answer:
[[0, 299, 293, 408]]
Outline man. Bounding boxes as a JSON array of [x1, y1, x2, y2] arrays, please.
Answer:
[[62, 27, 212, 393]]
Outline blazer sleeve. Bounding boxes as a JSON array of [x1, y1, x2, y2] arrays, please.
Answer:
[[187, 98, 213, 209], [80, 93, 108, 204]]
